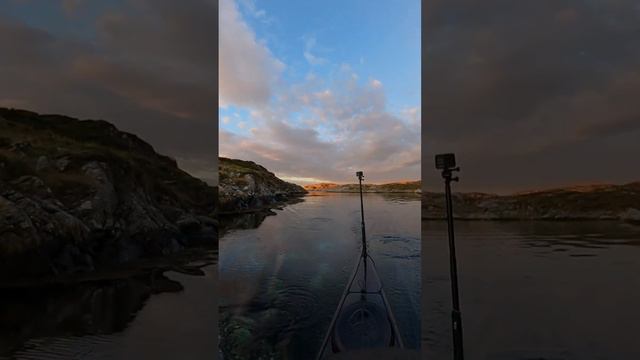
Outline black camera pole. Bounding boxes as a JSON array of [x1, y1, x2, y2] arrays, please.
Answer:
[[356, 171, 367, 293], [437, 155, 464, 360], [356, 171, 367, 259]]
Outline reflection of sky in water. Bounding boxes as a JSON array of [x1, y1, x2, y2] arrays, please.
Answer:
[[422, 220, 640, 360], [219, 192, 421, 358]]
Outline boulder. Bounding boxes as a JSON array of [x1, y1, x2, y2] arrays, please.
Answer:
[[35, 156, 50, 172]]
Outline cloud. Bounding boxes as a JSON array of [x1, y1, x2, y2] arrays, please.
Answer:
[[0, 1, 218, 185], [219, 0, 283, 107], [217, 3, 420, 184], [303, 35, 327, 66], [71, 55, 213, 119], [237, 0, 272, 24], [423, 0, 640, 192], [221, 67, 421, 184], [220, 6, 420, 183], [402, 106, 420, 126], [62, 0, 83, 15]]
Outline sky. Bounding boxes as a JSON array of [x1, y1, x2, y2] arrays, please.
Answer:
[[0, 0, 218, 184], [423, 0, 640, 193], [4, 1, 634, 193], [219, 0, 421, 185]]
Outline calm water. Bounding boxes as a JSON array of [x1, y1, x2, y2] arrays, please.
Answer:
[[422, 220, 640, 360], [0, 251, 218, 360], [219, 192, 421, 359]]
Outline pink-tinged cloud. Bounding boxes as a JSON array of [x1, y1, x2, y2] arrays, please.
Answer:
[[220, 67, 421, 184], [219, 0, 284, 107]]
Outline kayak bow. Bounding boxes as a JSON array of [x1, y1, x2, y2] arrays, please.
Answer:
[[316, 171, 404, 359]]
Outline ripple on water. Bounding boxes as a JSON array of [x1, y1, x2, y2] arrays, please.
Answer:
[[375, 234, 419, 260], [223, 283, 322, 355], [382, 253, 421, 260], [379, 235, 413, 244], [291, 216, 334, 232], [6, 334, 117, 360], [220, 193, 422, 356], [273, 285, 320, 328]]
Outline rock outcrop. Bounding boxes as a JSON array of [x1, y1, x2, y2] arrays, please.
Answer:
[[422, 182, 640, 221], [0, 108, 217, 281], [219, 157, 306, 214]]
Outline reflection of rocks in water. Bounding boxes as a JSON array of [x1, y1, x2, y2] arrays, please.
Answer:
[[219, 211, 274, 234], [377, 192, 421, 203], [219, 198, 306, 236], [0, 270, 182, 356], [513, 221, 640, 253]]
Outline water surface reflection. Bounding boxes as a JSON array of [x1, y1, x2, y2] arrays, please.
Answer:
[[0, 250, 218, 360], [422, 220, 640, 360], [220, 192, 421, 359]]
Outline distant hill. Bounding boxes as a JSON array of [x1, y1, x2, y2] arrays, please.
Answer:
[[219, 157, 306, 214], [0, 108, 217, 281], [305, 180, 421, 193], [423, 182, 640, 222]]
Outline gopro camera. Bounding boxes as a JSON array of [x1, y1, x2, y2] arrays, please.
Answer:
[[435, 153, 456, 170]]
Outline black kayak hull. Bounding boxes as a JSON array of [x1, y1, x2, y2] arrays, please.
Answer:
[[316, 255, 404, 359]]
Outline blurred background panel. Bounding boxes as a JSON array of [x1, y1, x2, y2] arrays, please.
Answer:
[[422, 1, 640, 359]]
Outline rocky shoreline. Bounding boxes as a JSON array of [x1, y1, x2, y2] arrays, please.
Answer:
[[0, 108, 217, 282], [422, 183, 640, 222], [304, 180, 421, 193], [219, 157, 307, 215]]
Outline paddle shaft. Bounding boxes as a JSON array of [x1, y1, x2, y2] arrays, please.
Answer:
[[443, 168, 464, 360]]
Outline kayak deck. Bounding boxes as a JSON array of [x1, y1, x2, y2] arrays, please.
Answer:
[[317, 255, 404, 359]]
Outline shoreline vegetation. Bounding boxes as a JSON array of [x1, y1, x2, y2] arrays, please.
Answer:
[[0, 108, 217, 284]]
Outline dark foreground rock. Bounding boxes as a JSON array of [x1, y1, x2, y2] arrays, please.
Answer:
[[219, 157, 306, 214], [0, 108, 217, 281]]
